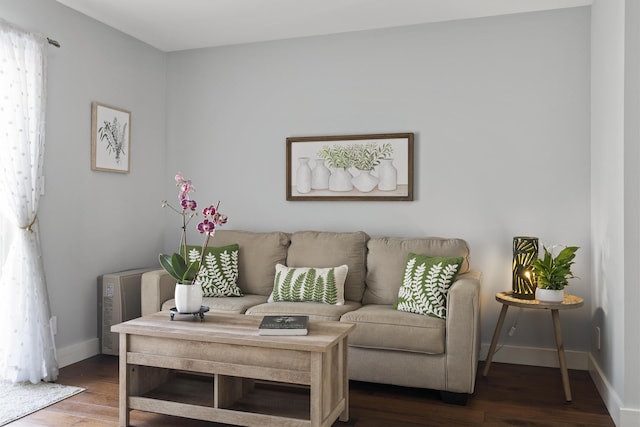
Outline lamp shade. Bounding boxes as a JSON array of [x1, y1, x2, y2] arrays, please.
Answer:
[[512, 236, 538, 300]]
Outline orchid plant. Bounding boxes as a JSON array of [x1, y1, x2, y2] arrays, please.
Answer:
[[159, 173, 228, 285]]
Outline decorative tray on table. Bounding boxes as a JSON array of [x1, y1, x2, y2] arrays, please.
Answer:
[[169, 306, 210, 321]]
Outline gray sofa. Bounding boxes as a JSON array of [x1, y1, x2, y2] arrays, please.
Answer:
[[141, 230, 481, 403]]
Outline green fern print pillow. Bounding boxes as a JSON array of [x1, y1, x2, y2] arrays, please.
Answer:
[[394, 253, 463, 319], [269, 264, 348, 305], [185, 244, 242, 297]]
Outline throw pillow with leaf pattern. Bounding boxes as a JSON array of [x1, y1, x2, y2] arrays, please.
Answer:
[[185, 244, 242, 297], [269, 264, 348, 305], [394, 253, 463, 319]]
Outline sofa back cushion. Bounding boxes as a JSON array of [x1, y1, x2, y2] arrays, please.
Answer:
[[208, 230, 290, 296], [286, 231, 369, 303], [363, 236, 470, 305]]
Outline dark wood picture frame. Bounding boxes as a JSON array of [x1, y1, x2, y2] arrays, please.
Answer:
[[286, 133, 414, 201]]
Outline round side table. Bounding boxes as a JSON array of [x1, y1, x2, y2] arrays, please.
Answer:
[[482, 291, 584, 401]]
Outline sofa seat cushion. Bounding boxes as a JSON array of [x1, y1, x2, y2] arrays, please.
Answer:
[[340, 305, 445, 354], [161, 294, 268, 314], [286, 231, 368, 303], [245, 300, 361, 322]]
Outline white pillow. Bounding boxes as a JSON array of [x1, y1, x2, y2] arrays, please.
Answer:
[[268, 264, 348, 305]]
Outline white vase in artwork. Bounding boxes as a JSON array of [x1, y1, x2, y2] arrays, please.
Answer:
[[535, 288, 564, 303], [377, 158, 397, 191], [311, 158, 330, 190], [296, 157, 312, 194], [329, 167, 353, 191], [174, 283, 203, 312], [352, 169, 379, 193]]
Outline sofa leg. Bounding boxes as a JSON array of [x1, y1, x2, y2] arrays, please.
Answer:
[[440, 391, 469, 405]]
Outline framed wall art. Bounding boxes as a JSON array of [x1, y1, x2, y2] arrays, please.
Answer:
[[91, 102, 131, 173], [286, 133, 414, 201]]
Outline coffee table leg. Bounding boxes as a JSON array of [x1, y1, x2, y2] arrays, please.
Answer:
[[310, 352, 322, 427], [483, 304, 509, 376], [119, 333, 130, 426], [551, 309, 572, 401], [340, 337, 349, 422]]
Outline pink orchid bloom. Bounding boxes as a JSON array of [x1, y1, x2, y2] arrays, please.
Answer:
[[179, 182, 193, 200], [214, 213, 228, 225], [202, 205, 217, 218], [176, 172, 195, 200], [181, 199, 197, 211], [197, 219, 216, 235]]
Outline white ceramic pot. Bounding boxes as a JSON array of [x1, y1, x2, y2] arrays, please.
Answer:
[[311, 158, 330, 190], [296, 157, 312, 194], [352, 169, 379, 192], [377, 158, 398, 191], [174, 283, 203, 312], [329, 168, 353, 192], [535, 288, 564, 303]]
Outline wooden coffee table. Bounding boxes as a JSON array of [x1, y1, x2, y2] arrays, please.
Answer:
[[111, 312, 355, 427]]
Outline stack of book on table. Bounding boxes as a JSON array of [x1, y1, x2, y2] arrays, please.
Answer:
[[258, 315, 309, 336]]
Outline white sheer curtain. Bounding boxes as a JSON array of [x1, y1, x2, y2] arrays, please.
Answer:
[[0, 20, 58, 383]]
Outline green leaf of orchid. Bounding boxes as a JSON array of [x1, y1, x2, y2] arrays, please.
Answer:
[[182, 261, 200, 283], [171, 253, 188, 279], [159, 253, 181, 282]]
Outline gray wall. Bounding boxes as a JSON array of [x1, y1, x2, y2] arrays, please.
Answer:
[[1, 0, 167, 360], [166, 8, 592, 360], [591, 0, 640, 425]]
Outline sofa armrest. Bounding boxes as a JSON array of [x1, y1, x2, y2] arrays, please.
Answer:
[[141, 269, 176, 316], [445, 270, 481, 393]]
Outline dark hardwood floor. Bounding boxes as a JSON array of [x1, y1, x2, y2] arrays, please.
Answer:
[[8, 355, 614, 426]]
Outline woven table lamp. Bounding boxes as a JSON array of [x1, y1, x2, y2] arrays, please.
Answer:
[[512, 236, 539, 300]]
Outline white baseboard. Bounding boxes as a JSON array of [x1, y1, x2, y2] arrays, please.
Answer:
[[56, 338, 100, 368], [620, 408, 640, 427], [480, 343, 589, 370], [589, 354, 640, 427]]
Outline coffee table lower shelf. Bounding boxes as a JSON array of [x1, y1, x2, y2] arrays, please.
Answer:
[[130, 373, 329, 427]]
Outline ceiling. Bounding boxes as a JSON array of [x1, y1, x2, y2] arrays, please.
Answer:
[[55, 0, 592, 52]]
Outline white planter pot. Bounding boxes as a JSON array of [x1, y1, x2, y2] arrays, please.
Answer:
[[535, 288, 564, 303], [311, 159, 330, 190], [174, 283, 203, 312], [377, 158, 397, 191], [352, 169, 379, 192], [296, 157, 311, 194], [329, 168, 353, 192]]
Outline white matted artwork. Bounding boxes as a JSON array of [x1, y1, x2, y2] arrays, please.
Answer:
[[91, 102, 131, 173], [286, 133, 414, 201]]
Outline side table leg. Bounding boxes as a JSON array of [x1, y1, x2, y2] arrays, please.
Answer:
[[483, 304, 509, 376], [551, 309, 572, 401]]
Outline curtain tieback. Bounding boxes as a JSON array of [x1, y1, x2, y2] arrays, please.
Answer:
[[19, 216, 38, 233]]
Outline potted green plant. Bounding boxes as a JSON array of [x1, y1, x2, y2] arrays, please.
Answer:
[[349, 143, 393, 171], [159, 172, 228, 312], [317, 145, 354, 191], [531, 245, 579, 303], [349, 143, 394, 192]]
